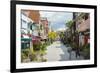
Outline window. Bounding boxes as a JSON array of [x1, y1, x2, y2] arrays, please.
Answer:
[[21, 19, 28, 29]]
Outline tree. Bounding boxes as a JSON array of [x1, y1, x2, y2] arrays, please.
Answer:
[[59, 32, 65, 40], [48, 31, 57, 43], [66, 20, 74, 28]]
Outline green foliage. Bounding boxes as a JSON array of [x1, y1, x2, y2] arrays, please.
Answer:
[[21, 49, 30, 62], [59, 32, 64, 38], [80, 44, 90, 59], [48, 31, 57, 41], [42, 58, 47, 62], [33, 42, 41, 51], [21, 52, 27, 62], [21, 38, 48, 62], [66, 20, 74, 28], [22, 49, 29, 56], [40, 43, 47, 51]]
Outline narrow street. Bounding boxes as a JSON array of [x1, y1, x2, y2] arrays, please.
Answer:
[[45, 41, 84, 61], [21, 10, 90, 63]]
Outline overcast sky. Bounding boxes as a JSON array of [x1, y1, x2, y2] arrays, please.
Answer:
[[40, 11, 73, 31]]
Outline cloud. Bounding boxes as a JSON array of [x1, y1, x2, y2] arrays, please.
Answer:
[[40, 11, 56, 19], [40, 11, 73, 31], [57, 28, 67, 31]]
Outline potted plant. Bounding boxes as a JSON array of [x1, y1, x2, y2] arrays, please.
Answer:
[[82, 43, 90, 59]]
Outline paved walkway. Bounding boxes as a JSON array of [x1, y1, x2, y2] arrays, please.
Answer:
[[45, 41, 84, 61]]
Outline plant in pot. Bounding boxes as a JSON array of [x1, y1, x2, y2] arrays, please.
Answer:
[[33, 41, 41, 51], [82, 43, 90, 59], [21, 49, 30, 62], [40, 43, 47, 62]]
